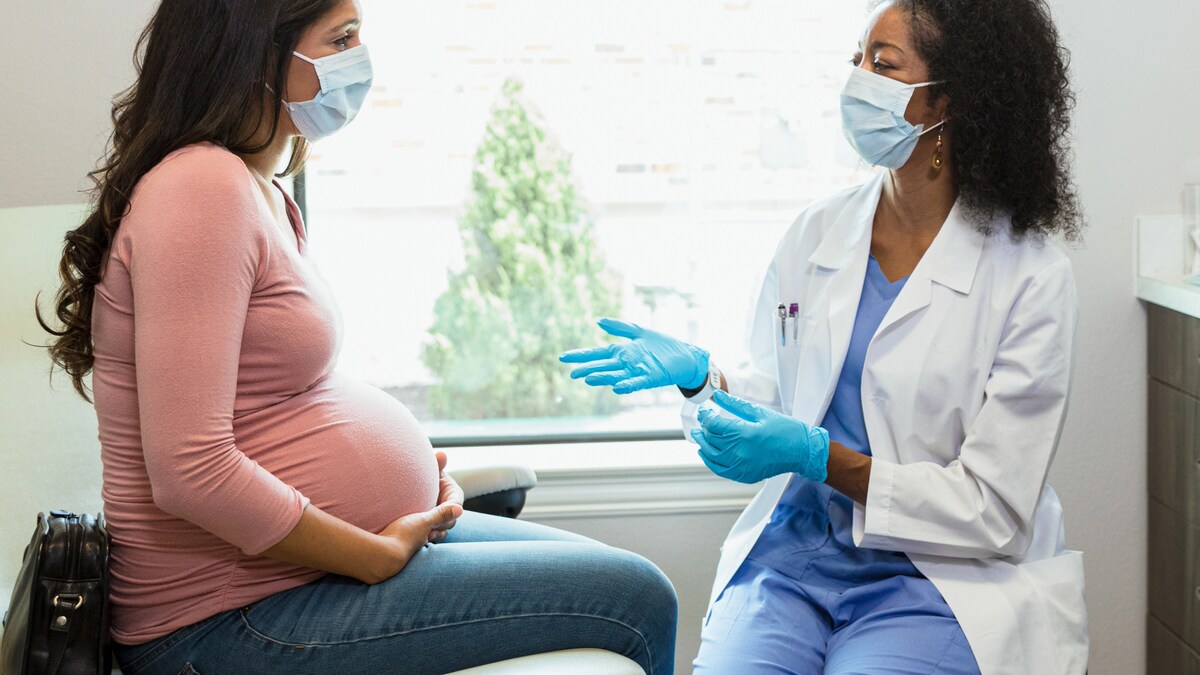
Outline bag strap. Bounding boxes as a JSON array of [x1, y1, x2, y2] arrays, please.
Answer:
[[45, 594, 84, 675]]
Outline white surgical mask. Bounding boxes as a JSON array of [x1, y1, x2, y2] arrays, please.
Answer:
[[285, 44, 374, 142], [840, 66, 944, 169]]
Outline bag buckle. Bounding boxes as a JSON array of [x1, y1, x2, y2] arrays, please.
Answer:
[[50, 594, 83, 632], [52, 594, 84, 610]]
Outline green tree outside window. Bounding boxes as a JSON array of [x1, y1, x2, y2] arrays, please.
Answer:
[[422, 78, 622, 419]]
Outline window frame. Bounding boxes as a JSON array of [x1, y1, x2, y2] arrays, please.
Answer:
[[293, 171, 690, 448]]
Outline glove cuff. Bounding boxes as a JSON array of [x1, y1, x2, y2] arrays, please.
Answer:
[[808, 426, 831, 483], [676, 345, 710, 390], [679, 357, 719, 402], [692, 346, 713, 388]]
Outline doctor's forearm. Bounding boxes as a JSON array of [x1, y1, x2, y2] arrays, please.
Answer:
[[824, 442, 870, 505]]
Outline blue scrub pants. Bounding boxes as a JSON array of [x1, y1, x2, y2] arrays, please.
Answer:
[[693, 483, 980, 674]]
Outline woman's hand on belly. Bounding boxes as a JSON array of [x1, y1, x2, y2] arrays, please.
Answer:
[[429, 452, 465, 544], [262, 501, 463, 585], [372, 501, 464, 582]]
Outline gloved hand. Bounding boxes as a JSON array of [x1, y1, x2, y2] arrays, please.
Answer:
[[691, 390, 830, 484], [559, 318, 709, 395]]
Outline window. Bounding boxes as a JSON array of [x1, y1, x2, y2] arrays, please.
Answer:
[[303, 0, 873, 446]]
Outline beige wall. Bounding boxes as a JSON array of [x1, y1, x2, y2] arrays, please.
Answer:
[[4, 1, 1200, 673], [0, 2, 155, 207], [0, 204, 106, 589], [1045, 0, 1200, 672]]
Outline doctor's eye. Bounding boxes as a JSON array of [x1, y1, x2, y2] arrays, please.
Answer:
[[334, 34, 352, 49], [850, 52, 863, 66]]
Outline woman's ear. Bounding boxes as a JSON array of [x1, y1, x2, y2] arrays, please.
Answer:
[[923, 88, 950, 130], [930, 87, 950, 121]]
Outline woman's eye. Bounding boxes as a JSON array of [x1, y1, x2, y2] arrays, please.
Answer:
[[873, 61, 892, 71], [334, 35, 351, 49], [850, 53, 863, 66]]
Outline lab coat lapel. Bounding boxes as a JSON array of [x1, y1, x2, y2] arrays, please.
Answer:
[[791, 174, 881, 422], [873, 201, 984, 342]]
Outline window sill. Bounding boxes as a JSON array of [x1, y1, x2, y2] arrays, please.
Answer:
[[445, 439, 761, 520], [443, 437, 705, 474]]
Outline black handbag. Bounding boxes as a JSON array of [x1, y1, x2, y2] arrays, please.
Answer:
[[1, 511, 112, 675]]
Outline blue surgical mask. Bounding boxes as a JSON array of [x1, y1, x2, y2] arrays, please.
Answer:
[[285, 44, 374, 142], [840, 66, 944, 169]]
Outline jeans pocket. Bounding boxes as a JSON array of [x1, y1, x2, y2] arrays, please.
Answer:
[[117, 611, 231, 675], [180, 663, 202, 675], [238, 606, 309, 649]]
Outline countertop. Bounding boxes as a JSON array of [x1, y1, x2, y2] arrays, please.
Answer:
[[1136, 215, 1200, 318], [1136, 275, 1200, 319]]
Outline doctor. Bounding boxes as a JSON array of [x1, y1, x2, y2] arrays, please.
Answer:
[[562, 0, 1087, 672]]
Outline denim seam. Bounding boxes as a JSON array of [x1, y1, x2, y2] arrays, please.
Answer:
[[237, 609, 655, 671]]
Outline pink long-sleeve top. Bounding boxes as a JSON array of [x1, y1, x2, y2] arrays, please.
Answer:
[[91, 143, 439, 645]]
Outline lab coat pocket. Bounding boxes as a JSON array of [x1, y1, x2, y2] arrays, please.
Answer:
[[791, 316, 817, 349], [1017, 550, 1088, 672], [777, 317, 818, 414], [1018, 550, 1085, 609], [776, 316, 817, 360]]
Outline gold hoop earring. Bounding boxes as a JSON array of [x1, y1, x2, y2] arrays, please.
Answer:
[[931, 126, 945, 171]]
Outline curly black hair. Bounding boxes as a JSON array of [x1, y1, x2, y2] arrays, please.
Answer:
[[876, 0, 1084, 241]]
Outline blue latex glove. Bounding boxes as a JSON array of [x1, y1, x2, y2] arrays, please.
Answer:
[[559, 318, 709, 395], [691, 390, 830, 484]]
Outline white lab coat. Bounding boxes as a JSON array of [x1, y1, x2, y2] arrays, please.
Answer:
[[703, 173, 1088, 675]]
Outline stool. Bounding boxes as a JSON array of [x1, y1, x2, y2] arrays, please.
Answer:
[[111, 649, 643, 674]]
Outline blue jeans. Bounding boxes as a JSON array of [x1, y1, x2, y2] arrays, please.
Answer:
[[114, 513, 677, 675]]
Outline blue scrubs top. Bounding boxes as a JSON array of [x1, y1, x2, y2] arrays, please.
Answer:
[[696, 256, 979, 674], [746, 254, 945, 591]]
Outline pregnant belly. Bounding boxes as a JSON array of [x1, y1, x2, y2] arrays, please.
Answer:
[[233, 372, 440, 535]]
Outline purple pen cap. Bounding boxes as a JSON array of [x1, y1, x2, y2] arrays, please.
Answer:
[[788, 303, 799, 316]]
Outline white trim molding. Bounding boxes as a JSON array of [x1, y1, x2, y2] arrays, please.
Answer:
[[523, 465, 760, 520], [443, 438, 761, 520]]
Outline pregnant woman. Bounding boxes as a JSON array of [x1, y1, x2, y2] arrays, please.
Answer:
[[37, 1, 676, 673]]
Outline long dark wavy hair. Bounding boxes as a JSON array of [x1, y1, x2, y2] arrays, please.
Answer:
[[875, 0, 1084, 241], [38, 0, 340, 400]]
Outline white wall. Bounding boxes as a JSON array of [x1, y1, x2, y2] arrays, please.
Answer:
[[0, 2, 155, 207], [3, 1, 1198, 673], [1047, 0, 1200, 672], [0, 204, 106, 590], [0, 0, 156, 628]]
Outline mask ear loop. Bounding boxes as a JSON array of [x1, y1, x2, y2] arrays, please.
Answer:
[[918, 119, 946, 137], [284, 52, 324, 105]]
